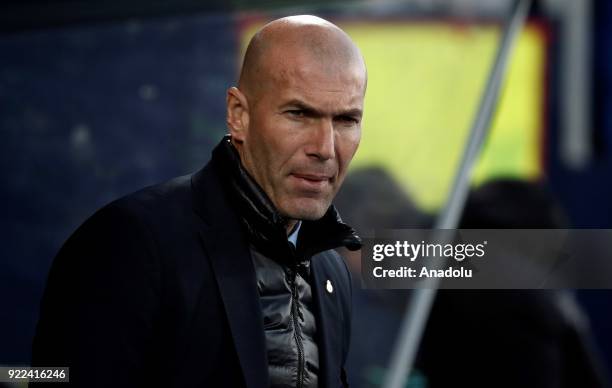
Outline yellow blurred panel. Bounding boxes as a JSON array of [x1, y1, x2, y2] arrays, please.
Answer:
[[472, 25, 545, 186]]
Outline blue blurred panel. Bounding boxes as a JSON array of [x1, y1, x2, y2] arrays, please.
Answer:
[[0, 13, 236, 363]]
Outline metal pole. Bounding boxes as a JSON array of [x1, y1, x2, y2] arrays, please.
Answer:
[[560, 0, 593, 169], [382, 1, 532, 387]]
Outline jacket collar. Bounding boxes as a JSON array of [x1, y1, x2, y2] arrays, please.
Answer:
[[209, 135, 361, 263], [191, 161, 270, 388]]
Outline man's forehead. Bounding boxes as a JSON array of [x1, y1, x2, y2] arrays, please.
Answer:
[[272, 55, 365, 93], [266, 61, 365, 112]]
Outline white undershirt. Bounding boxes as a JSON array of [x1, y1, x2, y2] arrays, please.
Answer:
[[287, 221, 302, 247]]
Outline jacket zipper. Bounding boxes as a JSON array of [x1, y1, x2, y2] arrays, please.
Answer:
[[290, 269, 305, 388]]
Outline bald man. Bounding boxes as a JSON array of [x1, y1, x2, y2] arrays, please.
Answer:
[[32, 15, 366, 388]]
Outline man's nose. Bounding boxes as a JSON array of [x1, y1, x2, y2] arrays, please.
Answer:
[[306, 119, 335, 160]]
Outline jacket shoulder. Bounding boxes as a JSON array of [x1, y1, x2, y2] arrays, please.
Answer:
[[51, 173, 197, 279], [107, 174, 193, 219]]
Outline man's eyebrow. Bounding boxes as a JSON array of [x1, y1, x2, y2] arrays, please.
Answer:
[[280, 99, 320, 114], [280, 99, 363, 118], [338, 108, 363, 119]]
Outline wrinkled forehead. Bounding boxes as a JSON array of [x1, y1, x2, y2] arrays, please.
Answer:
[[266, 49, 366, 107]]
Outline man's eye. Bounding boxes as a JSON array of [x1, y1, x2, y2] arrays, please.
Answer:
[[337, 116, 359, 125], [287, 110, 305, 117]]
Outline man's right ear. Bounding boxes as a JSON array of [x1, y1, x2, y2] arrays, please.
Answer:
[[226, 87, 250, 144]]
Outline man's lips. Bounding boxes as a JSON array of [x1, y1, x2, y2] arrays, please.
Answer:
[[291, 173, 333, 181], [289, 173, 334, 191]]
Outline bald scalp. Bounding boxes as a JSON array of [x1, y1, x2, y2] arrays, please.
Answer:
[[238, 15, 366, 101]]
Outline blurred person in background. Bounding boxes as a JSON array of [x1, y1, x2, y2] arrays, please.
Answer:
[[335, 167, 431, 387], [31, 15, 366, 388], [335, 170, 609, 388]]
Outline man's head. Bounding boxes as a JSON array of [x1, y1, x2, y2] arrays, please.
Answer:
[[226, 15, 367, 226]]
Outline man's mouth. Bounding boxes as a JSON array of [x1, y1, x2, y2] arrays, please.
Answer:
[[290, 173, 333, 191]]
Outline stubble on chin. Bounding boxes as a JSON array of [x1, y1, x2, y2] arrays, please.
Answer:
[[278, 195, 332, 221]]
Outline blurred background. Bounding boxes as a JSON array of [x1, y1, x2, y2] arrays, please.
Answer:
[[1, 0, 611, 386]]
